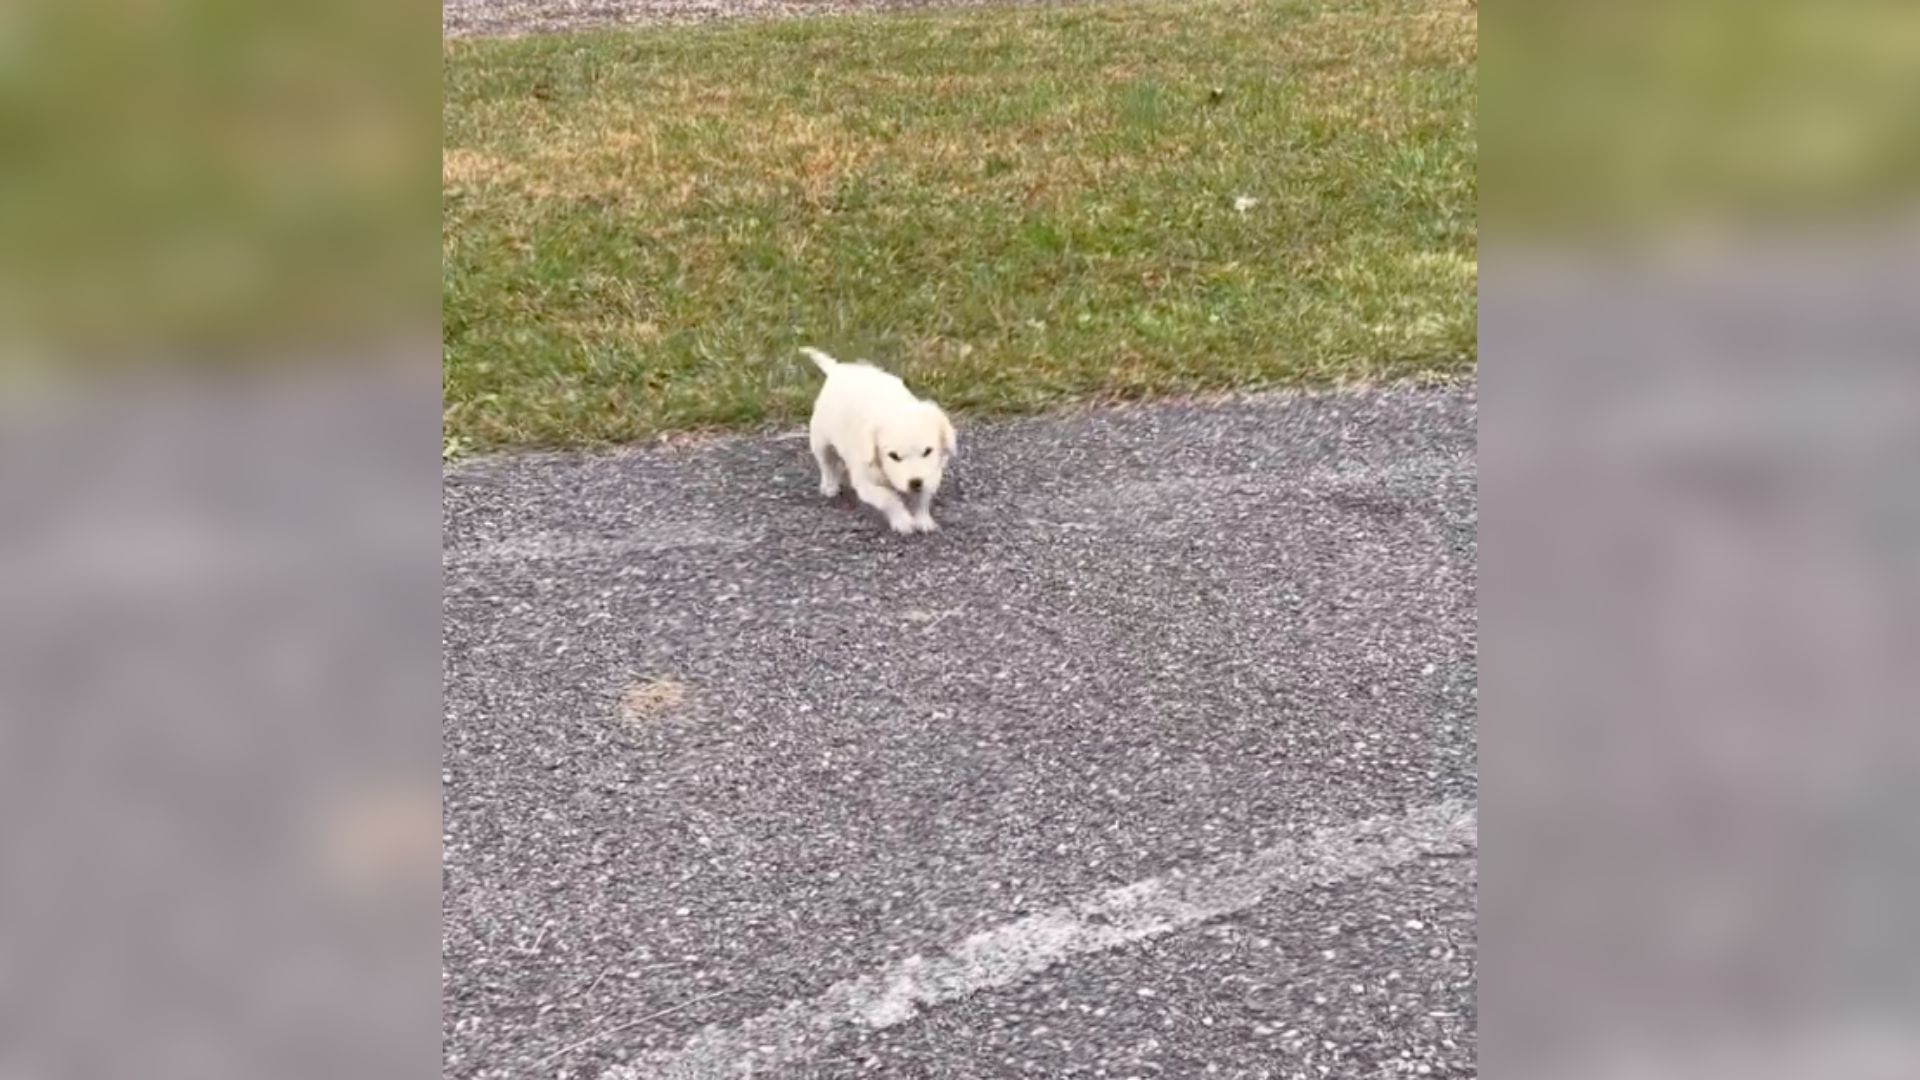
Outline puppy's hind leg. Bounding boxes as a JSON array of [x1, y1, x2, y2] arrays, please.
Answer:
[[810, 427, 842, 498]]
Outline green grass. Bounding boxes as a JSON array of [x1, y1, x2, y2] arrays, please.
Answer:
[[443, 0, 1476, 450]]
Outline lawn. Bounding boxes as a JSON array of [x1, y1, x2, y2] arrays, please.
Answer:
[[443, 0, 1476, 451]]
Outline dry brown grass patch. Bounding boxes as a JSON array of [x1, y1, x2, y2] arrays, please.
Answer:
[[443, 148, 522, 191]]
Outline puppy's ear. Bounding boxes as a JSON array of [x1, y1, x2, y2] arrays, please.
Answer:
[[936, 408, 957, 458]]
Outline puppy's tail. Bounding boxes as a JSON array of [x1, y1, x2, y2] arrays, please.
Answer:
[[799, 347, 840, 376]]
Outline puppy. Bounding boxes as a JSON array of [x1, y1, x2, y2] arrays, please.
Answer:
[[802, 347, 955, 534]]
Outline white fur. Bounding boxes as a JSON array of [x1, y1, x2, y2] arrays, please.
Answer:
[[802, 347, 956, 535]]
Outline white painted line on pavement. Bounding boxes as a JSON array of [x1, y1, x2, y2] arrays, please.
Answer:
[[604, 798, 1476, 1080]]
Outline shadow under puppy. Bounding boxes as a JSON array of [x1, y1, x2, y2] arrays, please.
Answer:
[[802, 347, 956, 534]]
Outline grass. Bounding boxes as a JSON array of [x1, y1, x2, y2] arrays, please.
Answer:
[[443, 0, 1476, 450]]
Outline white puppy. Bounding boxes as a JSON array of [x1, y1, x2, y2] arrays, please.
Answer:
[[802, 347, 955, 534]]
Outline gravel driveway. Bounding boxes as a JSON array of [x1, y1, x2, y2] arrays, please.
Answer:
[[445, 0, 1101, 38], [442, 385, 1478, 1078]]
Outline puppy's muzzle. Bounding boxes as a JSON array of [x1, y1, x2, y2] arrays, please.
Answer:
[[906, 478, 924, 493]]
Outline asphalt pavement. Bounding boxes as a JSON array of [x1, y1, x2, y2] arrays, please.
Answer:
[[442, 383, 1478, 1079]]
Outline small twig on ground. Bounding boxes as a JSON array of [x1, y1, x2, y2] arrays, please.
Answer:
[[578, 968, 610, 998], [528, 989, 731, 1071]]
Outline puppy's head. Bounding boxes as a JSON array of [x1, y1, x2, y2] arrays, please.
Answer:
[[870, 401, 955, 500]]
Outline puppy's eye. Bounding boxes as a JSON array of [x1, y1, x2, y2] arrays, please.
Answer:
[[922, 448, 933, 457], [887, 451, 900, 461]]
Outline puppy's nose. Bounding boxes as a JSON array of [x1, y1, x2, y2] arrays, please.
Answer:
[[907, 478, 924, 492]]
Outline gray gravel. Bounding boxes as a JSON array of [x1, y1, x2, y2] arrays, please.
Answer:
[[442, 384, 1478, 1079], [445, 0, 1108, 39]]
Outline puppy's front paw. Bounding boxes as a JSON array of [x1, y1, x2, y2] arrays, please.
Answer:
[[819, 478, 842, 498], [887, 512, 917, 535], [913, 513, 938, 533]]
